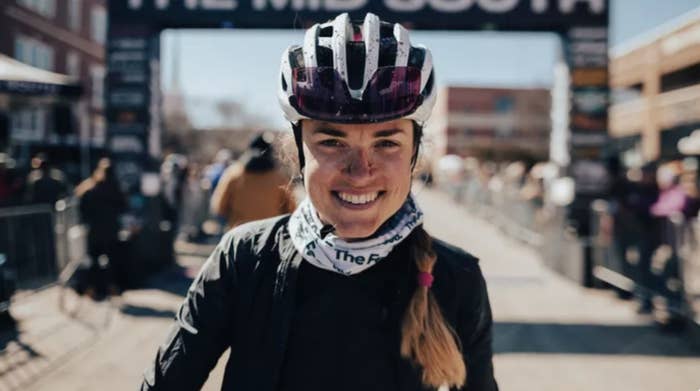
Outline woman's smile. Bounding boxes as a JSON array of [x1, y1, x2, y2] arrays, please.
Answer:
[[332, 190, 386, 210]]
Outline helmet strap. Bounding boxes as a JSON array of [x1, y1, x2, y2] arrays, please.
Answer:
[[411, 121, 422, 171], [292, 122, 305, 175]]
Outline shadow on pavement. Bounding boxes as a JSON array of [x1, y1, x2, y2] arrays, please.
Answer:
[[0, 323, 43, 377], [120, 304, 176, 319], [145, 265, 195, 297], [494, 321, 700, 357]]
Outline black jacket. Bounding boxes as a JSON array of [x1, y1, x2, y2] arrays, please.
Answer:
[[141, 215, 497, 391], [79, 179, 126, 249]]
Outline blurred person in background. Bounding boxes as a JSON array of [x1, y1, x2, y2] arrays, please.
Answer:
[[203, 149, 233, 236], [205, 148, 233, 191], [210, 132, 296, 229], [520, 163, 545, 208], [606, 157, 637, 295], [0, 154, 21, 207], [179, 162, 210, 242], [519, 163, 547, 229], [142, 13, 497, 391], [651, 162, 688, 218], [160, 153, 189, 234], [680, 165, 700, 219], [435, 154, 465, 201], [23, 153, 69, 206], [75, 158, 127, 299], [649, 161, 694, 314], [629, 162, 660, 314]]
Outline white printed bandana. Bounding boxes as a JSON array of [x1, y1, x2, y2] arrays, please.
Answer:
[[288, 194, 424, 275]]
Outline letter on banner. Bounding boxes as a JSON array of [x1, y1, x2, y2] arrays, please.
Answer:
[[429, 0, 475, 12], [253, 0, 326, 10], [201, 0, 237, 9], [184, 0, 237, 8], [384, 0, 425, 12], [531, 0, 548, 13], [559, 0, 605, 14], [307, 0, 322, 10], [325, 0, 368, 11], [477, 0, 518, 13]]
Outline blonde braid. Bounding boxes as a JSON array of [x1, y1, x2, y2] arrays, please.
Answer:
[[400, 226, 466, 389]]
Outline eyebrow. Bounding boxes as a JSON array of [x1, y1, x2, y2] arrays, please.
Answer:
[[312, 126, 405, 138], [374, 128, 404, 138], [313, 128, 346, 137]]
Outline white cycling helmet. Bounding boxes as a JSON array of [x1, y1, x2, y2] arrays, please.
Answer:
[[278, 13, 437, 126]]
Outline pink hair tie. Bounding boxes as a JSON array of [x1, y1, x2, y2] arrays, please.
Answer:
[[417, 272, 434, 288]]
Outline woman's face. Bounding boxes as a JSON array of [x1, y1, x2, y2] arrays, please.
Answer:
[[301, 118, 415, 240]]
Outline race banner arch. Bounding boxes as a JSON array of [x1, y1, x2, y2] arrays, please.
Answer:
[[107, 0, 609, 199]]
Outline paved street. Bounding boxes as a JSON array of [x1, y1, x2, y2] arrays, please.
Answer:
[[416, 187, 700, 391], [1, 188, 698, 390]]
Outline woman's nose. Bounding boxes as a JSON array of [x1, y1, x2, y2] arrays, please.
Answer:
[[344, 148, 373, 178]]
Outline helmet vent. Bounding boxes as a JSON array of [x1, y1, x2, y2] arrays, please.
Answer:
[[316, 46, 333, 67], [408, 47, 425, 68], [378, 42, 397, 67], [352, 24, 363, 41], [346, 43, 366, 91], [319, 25, 333, 37], [289, 46, 304, 68], [379, 23, 394, 39]]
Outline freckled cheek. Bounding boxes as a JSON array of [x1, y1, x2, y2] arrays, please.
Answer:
[[304, 164, 338, 194], [310, 151, 348, 170], [382, 160, 412, 193]]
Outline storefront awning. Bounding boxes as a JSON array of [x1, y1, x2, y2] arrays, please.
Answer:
[[0, 53, 82, 97]]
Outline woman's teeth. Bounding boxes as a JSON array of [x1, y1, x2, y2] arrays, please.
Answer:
[[337, 192, 379, 205]]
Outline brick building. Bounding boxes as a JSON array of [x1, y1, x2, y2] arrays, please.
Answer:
[[0, 0, 107, 178], [609, 7, 700, 162], [426, 86, 551, 162]]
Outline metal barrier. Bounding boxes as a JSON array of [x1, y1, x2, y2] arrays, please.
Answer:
[[54, 198, 87, 284], [0, 198, 85, 296], [538, 206, 586, 283], [590, 200, 637, 291], [673, 216, 699, 327], [445, 177, 594, 286], [0, 204, 57, 292], [445, 176, 700, 343], [590, 199, 700, 324], [456, 177, 546, 246]]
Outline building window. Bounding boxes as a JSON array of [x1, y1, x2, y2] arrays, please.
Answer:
[[91, 65, 105, 109], [90, 6, 107, 45], [14, 39, 27, 64], [10, 108, 47, 142], [17, 0, 56, 19], [68, 0, 82, 31], [37, 44, 53, 71], [66, 51, 81, 78], [495, 96, 515, 113], [14, 35, 54, 71]]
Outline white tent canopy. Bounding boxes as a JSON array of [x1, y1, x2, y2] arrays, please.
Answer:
[[0, 53, 81, 97]]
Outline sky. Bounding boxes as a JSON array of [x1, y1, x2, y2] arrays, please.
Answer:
[[160, 0, 700, 129]]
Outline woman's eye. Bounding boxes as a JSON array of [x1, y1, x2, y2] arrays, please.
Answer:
[[319, 139, 343, 147], [377, 140, 399, 148]]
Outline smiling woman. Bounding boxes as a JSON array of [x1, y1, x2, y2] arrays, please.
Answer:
[[142, 12, 497, 391], [301, 119, 414, 239]]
